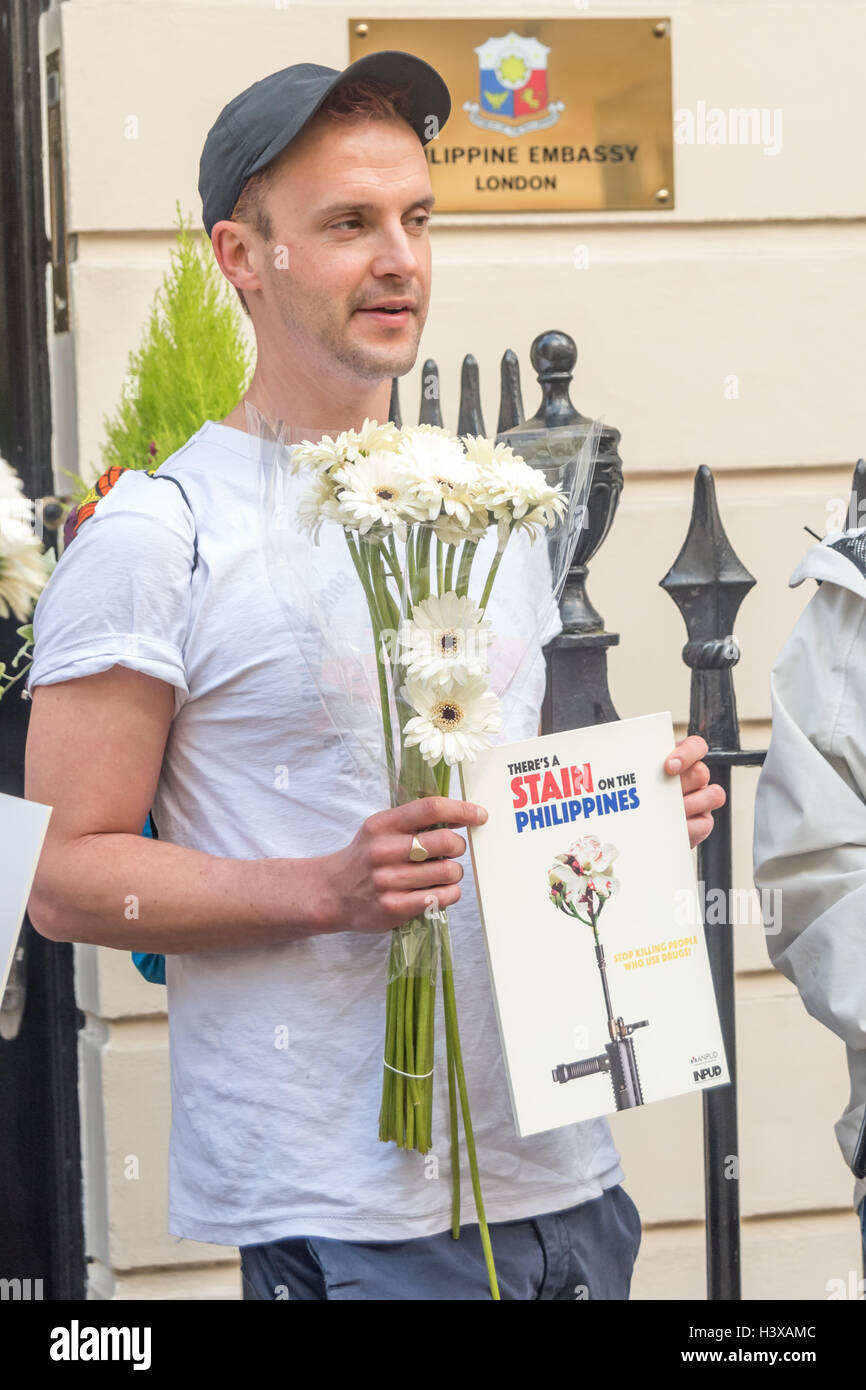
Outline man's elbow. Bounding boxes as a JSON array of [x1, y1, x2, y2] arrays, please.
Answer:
[[26, 885, 69, 942], [26, 889, 63, 945]]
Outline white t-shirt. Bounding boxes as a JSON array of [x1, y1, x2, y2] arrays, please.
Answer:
[[28, 420, 624, 1247]]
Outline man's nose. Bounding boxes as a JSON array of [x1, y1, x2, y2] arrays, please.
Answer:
[[369, 221, 425, 280]]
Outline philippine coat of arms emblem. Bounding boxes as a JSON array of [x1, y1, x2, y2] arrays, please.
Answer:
[[463, 31, 565, 137]]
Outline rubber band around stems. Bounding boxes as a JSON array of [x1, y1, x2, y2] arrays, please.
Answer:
[[383, 1061, 434, 1079]]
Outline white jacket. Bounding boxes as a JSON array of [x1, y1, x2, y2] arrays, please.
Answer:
[[753, 528, 866, 1215]]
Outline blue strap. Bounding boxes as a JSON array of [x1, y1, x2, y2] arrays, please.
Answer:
[[132, 812, 166, 985]]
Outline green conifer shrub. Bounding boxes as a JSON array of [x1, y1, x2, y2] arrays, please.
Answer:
[[77, 203, 253, 494]]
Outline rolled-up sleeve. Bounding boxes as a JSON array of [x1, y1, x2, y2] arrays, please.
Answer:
[[26, 470, 196, 697]]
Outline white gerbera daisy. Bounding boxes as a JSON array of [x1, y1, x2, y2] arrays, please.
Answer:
[[514, 478, 567, 528], [396, 430, 485, 528], [290, 418, 401, 477], [400, 673, 501, 766], [432, 511, 489, 547], [349, 418, 403, 454], [0, 454, 24, 502], [334, 451, 426, 537], [289, 432, 354, 476], [0, 454, 35, 533], [474, 457, 546, 519], [297, 473, 342, 543], [460, 434, 520, 471], [407, 422, 452, 439], [475, 458, 567, 546], [0, 518, 50, 622], [399, 592, 492, 687]]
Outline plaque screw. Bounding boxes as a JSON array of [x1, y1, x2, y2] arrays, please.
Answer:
[[354, 22, 368, 37], [652, 21, 669, 38], [655, 188, 671, 204]]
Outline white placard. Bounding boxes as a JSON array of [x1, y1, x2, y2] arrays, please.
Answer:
[[0, 791, 53, 996], [460, 711, 729, 1137]]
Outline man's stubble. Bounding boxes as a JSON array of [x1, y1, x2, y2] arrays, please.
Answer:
[[265, 260, 427, 384]]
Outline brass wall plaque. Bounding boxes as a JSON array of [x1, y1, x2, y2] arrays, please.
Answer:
[[349, 18, 673, 212]]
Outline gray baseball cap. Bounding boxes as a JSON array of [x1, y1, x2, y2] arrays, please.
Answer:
[[198, 52, 451, 237]]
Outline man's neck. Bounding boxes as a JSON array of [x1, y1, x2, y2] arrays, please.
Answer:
[[219, 366, 394, 441]]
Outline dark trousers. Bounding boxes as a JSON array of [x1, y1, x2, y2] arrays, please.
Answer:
[[239, 1183, 642, 1301]]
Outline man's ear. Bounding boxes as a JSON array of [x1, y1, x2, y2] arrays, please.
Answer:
[[210, 219, 263, 302]]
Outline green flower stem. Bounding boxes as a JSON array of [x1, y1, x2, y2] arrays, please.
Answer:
[[436, 537, 444, 595], [383, 533, 405, 600], [433, 759, 461, 1235], [414, 957, 432, 1153], [416, 524, 433, 600], [404, 970, 416, 1150], [478, 539, 510, 614], [444, 544, 456, 593], [379, 918, 437, 1151], [444, 990, 461, 1236], [369, 544, 400, 632], [344, 532, 397, 800], [380, 947, 398, 1122], [431, 754, 498, 1298], [394, 966, 407, 1147], [440, 924, 500, 1301], [407, 528, 418, 605], [455, 540, 479, 597], [0, 661, 31, 696]]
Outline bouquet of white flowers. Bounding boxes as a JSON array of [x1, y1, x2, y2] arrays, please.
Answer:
[[255, 405, 601, 1298]]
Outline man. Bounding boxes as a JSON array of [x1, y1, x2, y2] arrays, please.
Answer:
[[24, 54, 724, 1300], [754, 525, 866, 1256]]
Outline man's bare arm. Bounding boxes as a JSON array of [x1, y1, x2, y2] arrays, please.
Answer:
[[25, 666, 484, 952]]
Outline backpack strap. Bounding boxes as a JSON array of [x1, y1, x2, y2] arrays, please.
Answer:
[[148, 473, 199, 573], [70, 465, 198, 573]]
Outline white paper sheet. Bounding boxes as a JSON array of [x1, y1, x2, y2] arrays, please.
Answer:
[[0, 791, 53, 997]]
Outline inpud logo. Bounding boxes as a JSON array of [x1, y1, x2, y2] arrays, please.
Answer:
[[690, 1050, 722, 1083], [693, 1064, 723, 1083]]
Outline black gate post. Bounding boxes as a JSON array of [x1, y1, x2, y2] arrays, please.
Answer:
[[661, 465, 759, 1301], [0, 0, 85, 1300]]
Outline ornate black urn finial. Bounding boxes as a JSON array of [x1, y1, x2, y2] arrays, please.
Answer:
[[493, 331, 625, 730], [528, 330, 587, 430], [496, 330, 624, 635]]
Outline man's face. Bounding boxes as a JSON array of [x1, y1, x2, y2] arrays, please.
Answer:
[[254, 115, 434, 382]]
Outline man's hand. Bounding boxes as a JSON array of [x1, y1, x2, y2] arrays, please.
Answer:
[[320, 796, 487, 935], [664, 734, 725, 848]]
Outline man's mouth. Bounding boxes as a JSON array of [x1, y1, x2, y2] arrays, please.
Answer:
[[356, 300, 414, 322]]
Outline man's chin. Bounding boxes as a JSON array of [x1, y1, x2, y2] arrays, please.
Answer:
[[342, 339, 420, 381]]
